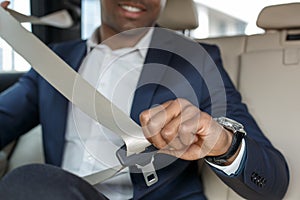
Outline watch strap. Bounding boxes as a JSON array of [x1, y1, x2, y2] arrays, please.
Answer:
[[205, 131, 245, 165]]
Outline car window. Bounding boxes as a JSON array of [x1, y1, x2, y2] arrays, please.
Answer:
[[0, 0, 296, 72], [81, 0, 297, 39], [192, 0, 296, 38], [0, 0, 31, 72]]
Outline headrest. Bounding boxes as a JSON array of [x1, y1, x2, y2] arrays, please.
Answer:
[[157, 0, 199, 30], [257, 3, 300, 30]]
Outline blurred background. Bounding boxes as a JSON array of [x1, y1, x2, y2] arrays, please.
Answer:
[[0, 0, 296, 72]]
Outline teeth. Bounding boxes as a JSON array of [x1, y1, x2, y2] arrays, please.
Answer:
[[121, 5, 142, 12]]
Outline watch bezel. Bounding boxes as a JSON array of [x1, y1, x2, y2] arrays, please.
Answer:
[[213, 117, 246, 135]]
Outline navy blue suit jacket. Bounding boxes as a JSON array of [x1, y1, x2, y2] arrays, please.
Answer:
[[0, 29, 289, 199]]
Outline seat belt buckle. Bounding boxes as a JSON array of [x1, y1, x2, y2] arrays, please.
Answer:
[[116, 145, 158, 187]]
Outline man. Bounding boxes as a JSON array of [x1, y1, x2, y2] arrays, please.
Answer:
[[0, 0, 289, 200]]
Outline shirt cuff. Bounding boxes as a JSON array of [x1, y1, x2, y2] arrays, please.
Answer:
[[205, 139, 246, 176]]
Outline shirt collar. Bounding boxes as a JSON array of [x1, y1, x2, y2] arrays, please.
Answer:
[[86, 27, 101, 52], [86, 27, 153, 59]]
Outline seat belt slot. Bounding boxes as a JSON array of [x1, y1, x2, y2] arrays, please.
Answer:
[[116, 145, 158, 186], [116, 145, 157, 166]]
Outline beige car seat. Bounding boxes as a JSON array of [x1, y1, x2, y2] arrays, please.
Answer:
[[6, 1, 300, 200], [200, 3, 300, 200]]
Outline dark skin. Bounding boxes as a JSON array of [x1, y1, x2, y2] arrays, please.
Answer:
[[1, 0, 240, 165], [100, 0, 162, 41], [139, 99, 240, 164]]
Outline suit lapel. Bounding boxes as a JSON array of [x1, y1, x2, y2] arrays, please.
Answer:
[[130, 28, 176, 124], [130, 29, 188, 199]]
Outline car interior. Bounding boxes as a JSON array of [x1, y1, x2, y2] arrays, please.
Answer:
[[0, 0, 299, 199]]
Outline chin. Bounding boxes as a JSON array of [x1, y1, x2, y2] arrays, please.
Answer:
[[119, 24, 150, 35]]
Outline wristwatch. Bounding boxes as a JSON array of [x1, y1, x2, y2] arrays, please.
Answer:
[[205, 117, 246, 165]]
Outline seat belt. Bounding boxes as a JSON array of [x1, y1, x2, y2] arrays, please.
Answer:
[[0, 7, 158, 187], [6, 8, 73, 28]]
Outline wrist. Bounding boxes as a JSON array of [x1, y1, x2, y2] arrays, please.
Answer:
[[209, 128, 233, 156], [205, 117, 246, 165]]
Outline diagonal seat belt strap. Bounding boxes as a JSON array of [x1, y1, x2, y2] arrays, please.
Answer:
[[6, 8, 74, 28], [0, 7, 153, 184], [0, 7, 150, 155]]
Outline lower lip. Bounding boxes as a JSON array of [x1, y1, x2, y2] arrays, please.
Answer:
[[119, 6, 145, 19]]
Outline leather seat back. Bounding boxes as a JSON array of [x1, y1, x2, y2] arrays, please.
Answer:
[[157, 0, 198, 31], [200, 3, 300, 199], [240, 30, 300, 200]]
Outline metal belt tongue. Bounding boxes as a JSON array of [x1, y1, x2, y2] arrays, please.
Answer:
[[0, 7, 157, 186], [84, 145, 158, 186]]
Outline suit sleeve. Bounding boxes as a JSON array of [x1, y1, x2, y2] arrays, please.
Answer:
[[0, 69, 40, 149], [200, 44, 289, 200]]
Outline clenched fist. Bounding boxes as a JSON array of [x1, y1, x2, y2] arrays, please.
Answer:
[[140, 98, 238, 164]]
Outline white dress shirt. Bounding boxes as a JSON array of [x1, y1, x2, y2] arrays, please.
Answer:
[[62, 27, 245, 199], [62, 28, 152, 199]]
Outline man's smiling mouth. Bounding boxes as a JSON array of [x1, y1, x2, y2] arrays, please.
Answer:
[[121, 5, 143, 13]]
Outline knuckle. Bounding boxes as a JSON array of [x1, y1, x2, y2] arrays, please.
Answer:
[[147, 118, 162, 132], [184, 104, 198, 114], [180, 134, 193, 146], [202, 113, 212, 125], [139, 110, 150, 124], [179, 123, 190, 134], [176, 98, 190, 106], [154, 140, 167, 149], [161, 127, 175, 140], [199, 112, 213, 133], [147, 118, 158, 128]]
